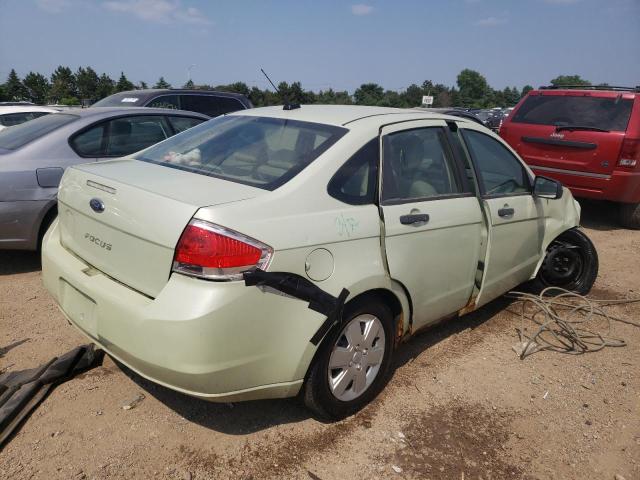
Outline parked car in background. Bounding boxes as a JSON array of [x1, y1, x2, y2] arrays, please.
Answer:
[[0, 105, 59, 131], [484, 108, 512, 132], [0, 107, 208, 250], [500, 85, 640, 228], [42, 105, 596, 419], [92, 89, 252, 118]]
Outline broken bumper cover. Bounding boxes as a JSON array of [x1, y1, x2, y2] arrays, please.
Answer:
[[41, 220, 329, 402]]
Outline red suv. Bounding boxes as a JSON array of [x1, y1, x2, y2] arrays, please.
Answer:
[[500, 85, 640, 228]]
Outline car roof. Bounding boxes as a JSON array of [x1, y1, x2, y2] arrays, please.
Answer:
[[0, 105, 59, 115], [107, 89, 249, 99], [63, 107, 210, 119], [230, 105, 471, 128]]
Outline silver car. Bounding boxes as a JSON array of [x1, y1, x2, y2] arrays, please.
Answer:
[[0, 107, 208, 250]]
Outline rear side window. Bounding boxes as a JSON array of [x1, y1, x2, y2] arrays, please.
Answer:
[[147, 95, 180, 110], [328, 139, 378, 205], [105, 116, 169, 156], [135, 115, 347, 190], [168, 116, 205, 133], [0, 111, 50, 127], [71, 124, 106, 156], [181, 95, 245, 117], [512, 95, 634, 131], [0, 113, 77, 150], [382, 127, 461, 203], [462, 129, 530, 197]]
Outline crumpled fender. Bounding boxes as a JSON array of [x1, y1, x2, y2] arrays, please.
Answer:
[[243, 269, 350, 345]]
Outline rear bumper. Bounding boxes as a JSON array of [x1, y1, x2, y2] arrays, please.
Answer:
[[530, 166, 640, 204], [41, 220, 325, 402]]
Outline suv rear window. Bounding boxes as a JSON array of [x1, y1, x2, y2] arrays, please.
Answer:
[[0, 113, 77, 150], [512, 95, 634, 131], [92, 93, 145, 107], [135, 115, 347, 190]]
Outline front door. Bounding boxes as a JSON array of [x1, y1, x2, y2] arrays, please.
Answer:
[[380, 121, 484, 330], [459, 127, 543, 307]]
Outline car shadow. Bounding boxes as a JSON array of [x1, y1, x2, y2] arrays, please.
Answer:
[[578, 199, 623, 231], [0, 250, 42, 275], [116, 295, 514, 435]]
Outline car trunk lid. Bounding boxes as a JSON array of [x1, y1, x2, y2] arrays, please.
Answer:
[[57, 158, 265, 297]]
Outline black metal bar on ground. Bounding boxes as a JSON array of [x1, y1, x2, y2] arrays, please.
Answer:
[[0, 344, 103, 448]]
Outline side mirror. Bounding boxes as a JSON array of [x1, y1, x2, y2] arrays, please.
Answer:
[[533, 175, 563, 200]]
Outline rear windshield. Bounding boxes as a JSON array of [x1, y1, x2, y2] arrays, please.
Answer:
[[0, 111, 50, 126], [512, 95, 634, 131], [92, 93, 145, 107], [135, 115, 347, 190], [0, 113, 77, 150]]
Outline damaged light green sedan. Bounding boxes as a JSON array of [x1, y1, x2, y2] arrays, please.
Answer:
[[42, 105, 598, 418]]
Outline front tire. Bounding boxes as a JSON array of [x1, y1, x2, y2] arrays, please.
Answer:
[[620, 202, 640, 229], [530, 228, 598, 295], [303, 296, 394, 420]]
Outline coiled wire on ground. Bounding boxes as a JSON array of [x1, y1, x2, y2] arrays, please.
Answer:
[[506, 287, 640, 359]]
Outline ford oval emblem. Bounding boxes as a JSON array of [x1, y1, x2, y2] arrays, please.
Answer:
[[89, 198, 105, 213]]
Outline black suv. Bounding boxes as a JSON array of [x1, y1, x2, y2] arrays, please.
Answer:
[[92, 89, 252, 118]]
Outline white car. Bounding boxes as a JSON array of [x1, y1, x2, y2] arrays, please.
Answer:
[[0, 105, 59, 131], [42, 105, 598, 418]]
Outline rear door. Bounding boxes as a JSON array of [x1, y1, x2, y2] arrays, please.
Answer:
[[380, 120, 483, 329], [460, 127, 542, 307], [505, 92, 634, 180]]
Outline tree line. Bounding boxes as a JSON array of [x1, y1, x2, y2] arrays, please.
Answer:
[[0, 65, 594, 109]]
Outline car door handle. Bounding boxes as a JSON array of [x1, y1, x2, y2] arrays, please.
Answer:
[[498, 207, 515, 217], [400, 213, 430, 225]]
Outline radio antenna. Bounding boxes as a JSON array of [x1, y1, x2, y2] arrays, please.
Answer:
[[260, 68, 300, 111]]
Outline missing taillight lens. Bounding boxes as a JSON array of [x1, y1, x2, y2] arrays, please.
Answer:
[[172, 220, 273, 281]]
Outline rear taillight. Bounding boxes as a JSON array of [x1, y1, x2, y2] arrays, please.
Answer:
[[618, 138, 640, 168], [172, 219, 273, 281]]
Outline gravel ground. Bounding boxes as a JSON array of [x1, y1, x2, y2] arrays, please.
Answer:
[[0, 200, 639, 480]]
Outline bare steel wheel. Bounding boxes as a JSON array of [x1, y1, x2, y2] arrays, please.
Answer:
[[327, 314, 386, 402], [303, 297, 394, 419]]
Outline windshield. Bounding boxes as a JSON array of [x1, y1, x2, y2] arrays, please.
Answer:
[[512, 95, 633, 131], [0, 113, 78, 150], [92, 93, 145, 107], [135, 115, 347, 190]]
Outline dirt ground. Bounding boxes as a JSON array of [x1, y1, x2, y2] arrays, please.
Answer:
[[1, 200, 639, 480]]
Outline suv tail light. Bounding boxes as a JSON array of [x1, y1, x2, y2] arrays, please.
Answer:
[[618, 138, 640, 168], [172, 219, 273, 281]]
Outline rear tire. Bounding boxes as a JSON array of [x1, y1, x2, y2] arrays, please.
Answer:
[[529, 228, 598, 295], [620, 202, 640, 229], [303, 296, 394, 420]]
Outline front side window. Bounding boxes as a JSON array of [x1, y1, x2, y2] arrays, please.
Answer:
[[462, 129, 530, 196], [105, 115, 169, 156], [328, 139, 378, 205], [135, 115, 347, 190], [382, 127, 461, 203]]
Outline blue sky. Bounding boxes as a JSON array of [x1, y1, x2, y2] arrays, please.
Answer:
[[1, 0, 638, 92]]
